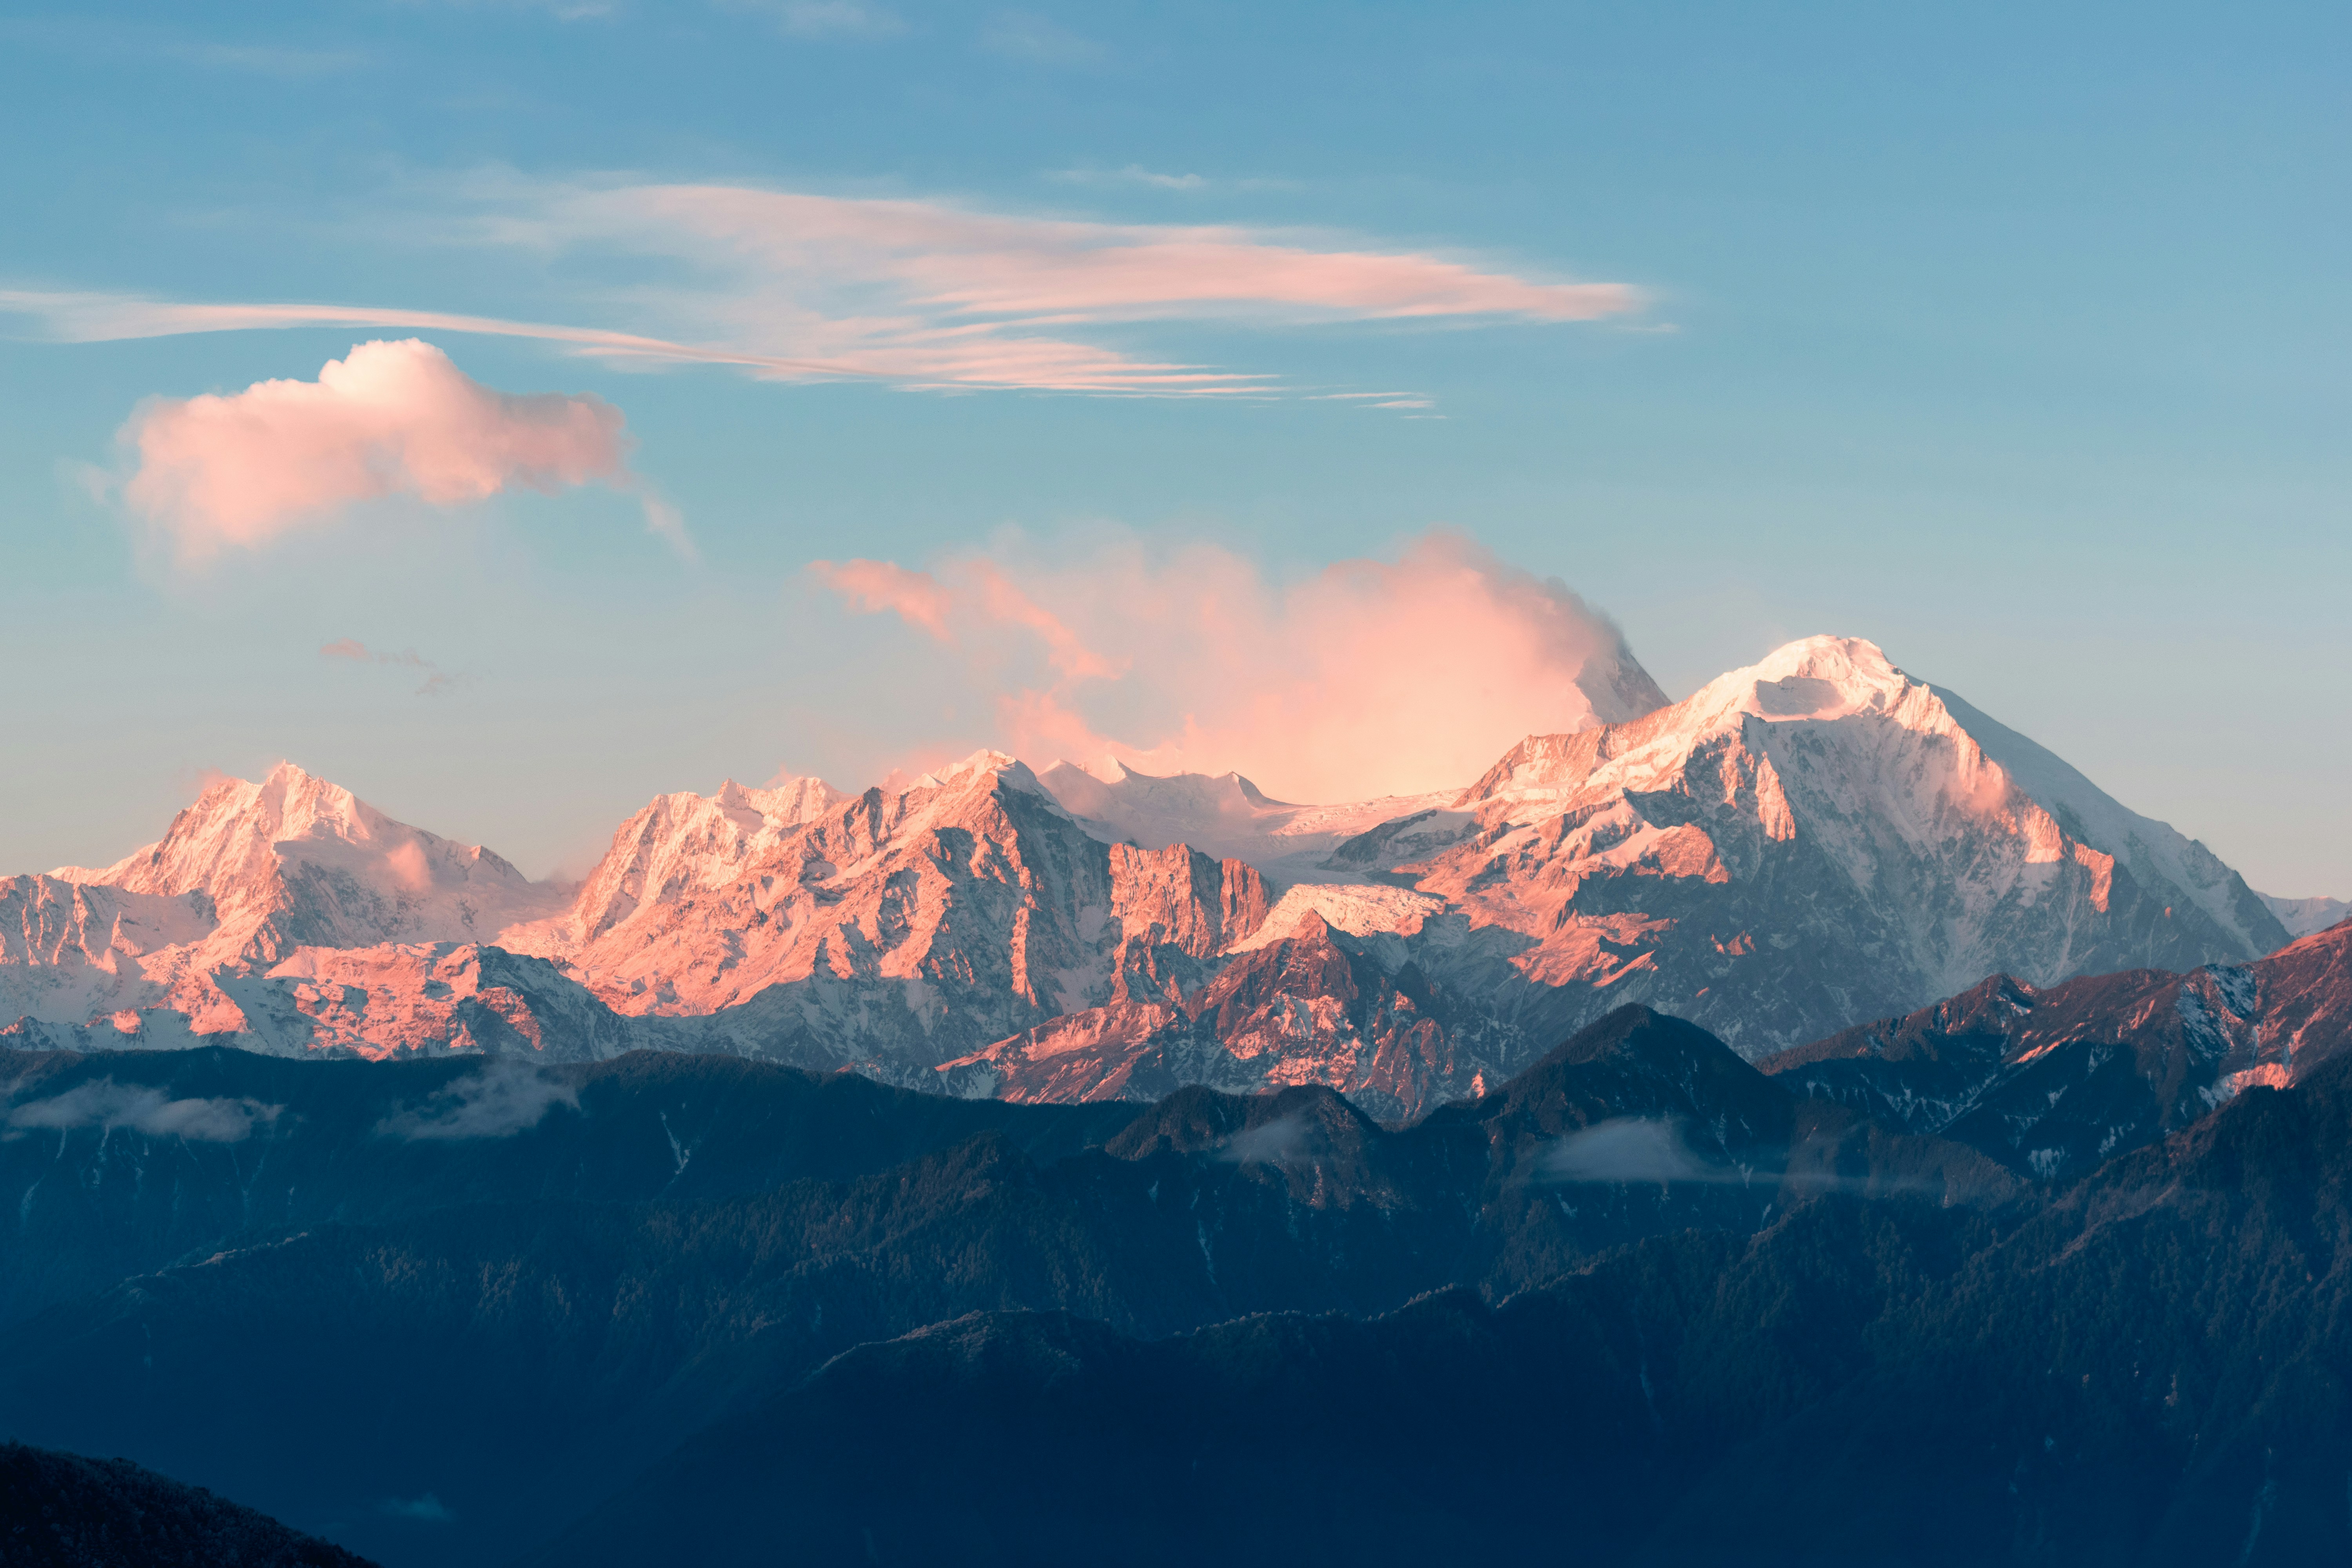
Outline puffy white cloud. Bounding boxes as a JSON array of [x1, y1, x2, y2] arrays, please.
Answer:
[[118, 338, 687, 557]]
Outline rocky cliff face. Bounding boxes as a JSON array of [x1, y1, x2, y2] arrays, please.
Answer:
[[2, 638, 2311, 1119]]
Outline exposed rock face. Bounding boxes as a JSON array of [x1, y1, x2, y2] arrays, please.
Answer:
[[495, 753, 1273, 1076], [1759, 918, 2352, 1181], [1, 637, 2303, 1120], [938, 913, 1476, 1121]]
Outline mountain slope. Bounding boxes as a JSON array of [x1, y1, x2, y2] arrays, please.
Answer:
[[945, 637, 2296, 1112], [1761, 917, 2352, 1181], [0, 1442, 375, 1568], [0, 1011, 2011, 1566], [499, 753, 1272, 1074], [2262, 894, 2350, 940], [529, 1053, 2352, 1568]]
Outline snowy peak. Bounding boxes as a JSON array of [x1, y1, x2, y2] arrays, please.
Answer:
[[712, 775, 846, 830], [1704, 636, 1920, 726], [1575, 641, 1675, 726], [47, 761, 563, 964], [2262, 894, 2350, 942]]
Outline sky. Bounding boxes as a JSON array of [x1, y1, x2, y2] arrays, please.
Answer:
[[1, 0, 2345, 897]]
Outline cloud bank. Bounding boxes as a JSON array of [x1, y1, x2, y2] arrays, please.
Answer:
[[115, 338, 689, 556], [6, 1080, 282, 1142], [6, 178, 1642, 394], [810, 528, 1665, 802]]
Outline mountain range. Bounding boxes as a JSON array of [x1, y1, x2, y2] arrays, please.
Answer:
[[7, 635, 2324, 1123], [3, 949, 2349, 1564]]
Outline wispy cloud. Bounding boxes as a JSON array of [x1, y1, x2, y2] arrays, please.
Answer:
[[374, 1061, 580, 1140], [808, 527, 1653, 802], [321, 638, 463, 697], [1541, 1118, 1725, 1185], [1215, 1113, 1312, 1165], [0, 18, 363, 77], [114, 338, 691, 559], [980, 10, 1104, 66], [6, 1080, 282, 1143], [378, 1494, 456, 1524], [2, 179, 1642, 396], [1051, 165, 1207, 192], [1047, 166, 1298, 194], [723, 0, 906, 38]]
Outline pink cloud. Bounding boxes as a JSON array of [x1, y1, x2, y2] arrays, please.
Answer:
[[116, 339, 688, 557], [593, 183, 1636, 327], [6, 180, 1644, 396], [812, 530, 1668, 802], [808, 560, 959, 638], [318, 637, 461, 696]]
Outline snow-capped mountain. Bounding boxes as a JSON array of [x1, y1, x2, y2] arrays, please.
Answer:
[[497, 751, 1272, 1071], [930, 638, 2294, 1113], [3, 764, 569, 1047], [2262, 893, 2352, 940], [1, 637, 2307, 1116], [1036, 762, 1467, 884]]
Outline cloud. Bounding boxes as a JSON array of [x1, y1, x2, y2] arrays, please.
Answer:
[[1533, 1119, 1963, 1197], [1047, 167, 1300, 195], [981, 11, 1105, 65], [0, 18, 363, 76], [6, 1080, 281, 1143], [1214, 1113, 1310, 1165], [2, 178, 1642, 394], [114, 338, 689, 558], [810, 528, 1665, 802], [1050, 165, 1209, 192], [320, 637, 462, 696], [724, 0, 905, 37], [374, 1061, 580, 1140], [378, 1494, 456, 1524], [1539, 1118, 1721, 1185]]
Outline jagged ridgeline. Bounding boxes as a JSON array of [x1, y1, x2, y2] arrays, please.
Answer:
[[2, 637, 2300, 1118]]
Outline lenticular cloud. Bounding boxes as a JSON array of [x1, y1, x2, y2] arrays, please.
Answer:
[[119, 338, 683, 555], [812, 530, 1670, 802]]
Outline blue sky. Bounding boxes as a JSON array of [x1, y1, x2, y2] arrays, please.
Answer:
[[2, 0, 2345, 895]]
